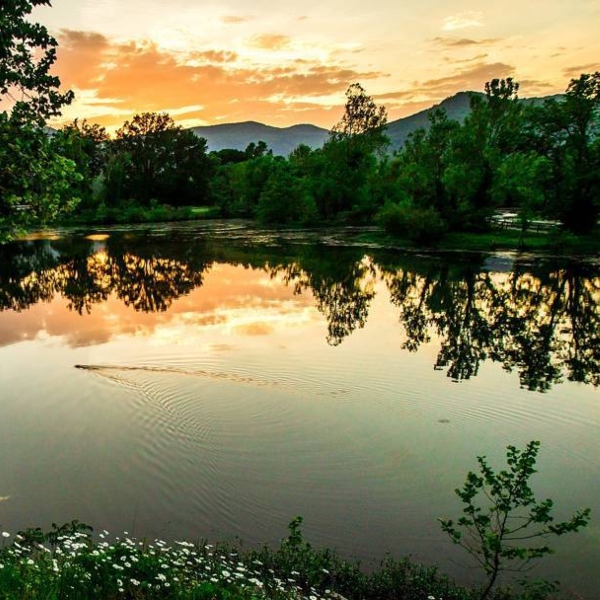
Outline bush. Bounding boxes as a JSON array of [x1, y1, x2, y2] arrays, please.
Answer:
[[378, 202, 447, 244]]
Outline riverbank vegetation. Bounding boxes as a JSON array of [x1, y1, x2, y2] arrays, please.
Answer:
[[1, 2, 599, 248], [0, 517, 577, 600]]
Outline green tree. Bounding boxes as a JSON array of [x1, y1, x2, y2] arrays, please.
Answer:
[[534, 72, 600, 233], [442, 78, 527, 230], [440, 441, 590, 600], [255, 162, 317, 224], [114, 112, 212, 205], [0, 0, 74, 124], [330, 83, 388, 153], [51, 119, 109, 206], [309, 83, 388, 221], [0, 0, 78, 240]]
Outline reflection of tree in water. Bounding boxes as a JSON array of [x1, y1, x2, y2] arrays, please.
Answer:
[[271, 252, 376, 346], [491, 266, 600, 390], [0, 238, 208, 315], [1, 236, 598, 390], [382, 259, 600, 392], [0, 242, 63, 311], [112, 253, 204, 313]]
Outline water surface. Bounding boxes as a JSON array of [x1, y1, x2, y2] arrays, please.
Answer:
[[0, 222, 598, 597]]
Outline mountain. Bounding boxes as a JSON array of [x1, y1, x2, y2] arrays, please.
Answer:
[[190, 121, 329, 156], [188, 93, 482, 155], [385, 91, 479, 149], [120, 91, 562, 156]]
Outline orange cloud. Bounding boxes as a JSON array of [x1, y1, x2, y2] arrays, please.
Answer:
[[432, 37, 500, 48], [221, 15, 251, 24], [51, 29, 383, 130], [563, 63, 600, 78], [418, 61, 515, 94], [250, 34, 291, 50], [375, 61, 517, 120]]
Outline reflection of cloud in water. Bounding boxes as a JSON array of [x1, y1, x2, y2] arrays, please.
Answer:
[[234, 322, 274, 336], [0, 265, 317, 349]]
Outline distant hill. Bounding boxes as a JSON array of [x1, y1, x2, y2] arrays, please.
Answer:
[[385, 91, 478, 149], [44, 92, 563, 155], [190, 121, 329, 156], [385, 91, 562, 150], [188, 93, 483, 155]]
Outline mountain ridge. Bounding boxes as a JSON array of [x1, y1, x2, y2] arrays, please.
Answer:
[[190, 91, 562, 155]]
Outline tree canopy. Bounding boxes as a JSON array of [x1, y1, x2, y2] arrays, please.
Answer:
[[0, 0, 73, 123], [0, 0, 78, 241]]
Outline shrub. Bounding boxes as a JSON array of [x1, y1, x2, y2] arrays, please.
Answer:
[[378, 202, 447, 244]]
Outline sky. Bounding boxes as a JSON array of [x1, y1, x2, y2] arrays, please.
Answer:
[[27, 0, 600, 131]]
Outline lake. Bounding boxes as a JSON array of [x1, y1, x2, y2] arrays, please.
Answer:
[[0, 221, 598, 597]]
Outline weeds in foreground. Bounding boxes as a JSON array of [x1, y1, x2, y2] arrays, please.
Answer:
[[0, 520, 325, 600], [0, 516, 575, 600], [440, 441, 591, 600]]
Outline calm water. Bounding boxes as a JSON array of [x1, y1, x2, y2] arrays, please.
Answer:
[[0, 221, 599, 597]]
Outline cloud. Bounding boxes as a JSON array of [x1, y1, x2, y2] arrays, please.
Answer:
[[417, 61, 515, 95], [221, 15, 250, 24], [562, 63, 600, 77], [52, 29, 382, 129], [377, 61, 517, 120], [517, 79, 555, 94], [187, 50, 239, 64], [432, 36, 499, 48], [444, 53, 489, 65], [442, 11, 484, 32], [249, 34, 291, 51]]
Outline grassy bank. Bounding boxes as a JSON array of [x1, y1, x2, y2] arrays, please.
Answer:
[[357, 227, 600, 255], [63, 203, 221, 226], [0, 519, 558, 600]]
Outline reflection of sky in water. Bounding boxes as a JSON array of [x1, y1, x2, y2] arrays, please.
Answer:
[[0, 262, 322, 348]]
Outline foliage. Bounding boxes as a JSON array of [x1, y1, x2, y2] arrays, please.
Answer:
[[531, 72, 600, 233], [330, 83, 388, 152], [0, 0, 78, 241], [0, 114, 81, 241], [113, 112, 213, 206], [246, 517, 476, 600], [440, 441, 591, 599], [51, 118, 109, 205], [0, 0, 74, 124], [0, 521, 323, 600], [378, 201, 447, 244], [256, 163, 318, 224]]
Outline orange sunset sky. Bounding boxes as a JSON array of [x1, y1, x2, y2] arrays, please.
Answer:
[[29, 0, 600, 131]]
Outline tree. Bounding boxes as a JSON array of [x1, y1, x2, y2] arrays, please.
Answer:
[[440, 441, 590, 600], [0, 0, 73, 124], [51, 119, 109, 206], [113, 112, 212, 205], [0, 115, 81, 236], [393, 108, 459, 227], [0, 1, 78, 241], [255, 162, 317, 224], [330, 83, 388, 153], [311, 84, 388, 221], [534, 72, 600, 233]]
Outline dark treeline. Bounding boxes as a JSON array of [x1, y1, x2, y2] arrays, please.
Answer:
[[36, 74, 600, 239], [1, 234, 598, 391], [3, 72, 600, 241]]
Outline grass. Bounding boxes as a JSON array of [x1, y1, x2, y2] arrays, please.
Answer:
[[0, 518, 558, 600], [356, 227, 600, 255], [65, 203, 221, 226]]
